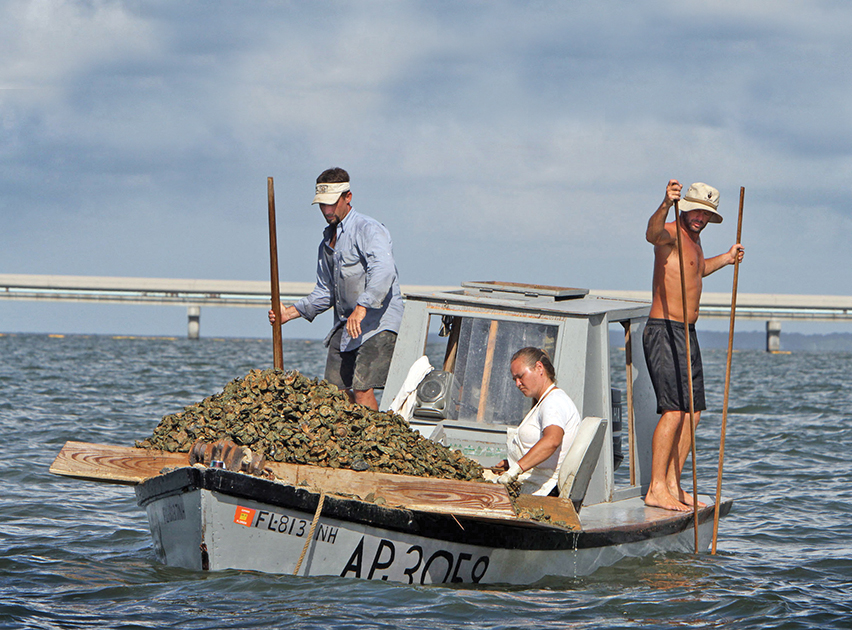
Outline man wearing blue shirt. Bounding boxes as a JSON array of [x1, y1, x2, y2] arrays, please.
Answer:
[[270, 167, 403, 410]]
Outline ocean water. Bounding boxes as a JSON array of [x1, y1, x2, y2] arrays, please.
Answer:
[[1, 333, 850, 629]]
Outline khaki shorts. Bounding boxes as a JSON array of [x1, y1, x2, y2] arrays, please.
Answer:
[[324, 328, 398, 391]]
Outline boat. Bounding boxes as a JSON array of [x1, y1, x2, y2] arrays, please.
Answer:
[[50, 281, 732, 585]]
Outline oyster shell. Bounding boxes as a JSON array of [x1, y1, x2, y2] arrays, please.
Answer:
[[137, 368, 484, 482]]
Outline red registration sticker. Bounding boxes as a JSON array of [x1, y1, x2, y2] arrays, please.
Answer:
[[234, 506, 256, 526]]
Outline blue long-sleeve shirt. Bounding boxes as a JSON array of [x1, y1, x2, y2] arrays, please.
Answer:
[[294, 209, 404, 352]]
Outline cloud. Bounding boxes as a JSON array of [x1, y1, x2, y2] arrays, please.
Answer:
[[0, 0, 153, 87], [1, 0, 851, 336]]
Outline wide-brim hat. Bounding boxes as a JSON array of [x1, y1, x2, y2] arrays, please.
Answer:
[[312, 181, 350, 205], [679, 182, 722, 223]]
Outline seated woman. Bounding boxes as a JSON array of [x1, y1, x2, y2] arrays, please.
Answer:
[[491, 347, 581, 496]]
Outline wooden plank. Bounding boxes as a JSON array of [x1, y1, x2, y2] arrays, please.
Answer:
[[49, 441, 518, 520], [513, 495, 581, 530], [377, 475, 513, 518], [49, 441, 188, 485], [288, 465, 517, 519]]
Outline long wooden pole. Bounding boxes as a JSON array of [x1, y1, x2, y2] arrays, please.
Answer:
[[672, 199, 700, 553], [712, 186, 745, 553], [268, 177, 284, 370], [623, 322, 636, 486]]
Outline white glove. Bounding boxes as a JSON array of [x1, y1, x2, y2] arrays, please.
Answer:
[[496, 463, 524, 485]]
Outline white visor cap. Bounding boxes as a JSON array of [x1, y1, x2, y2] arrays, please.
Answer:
[[312, 181, 350, 205]]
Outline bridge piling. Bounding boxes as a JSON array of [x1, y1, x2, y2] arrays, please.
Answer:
[[766, 318, 781, 352], [188, 306, 200, 340]]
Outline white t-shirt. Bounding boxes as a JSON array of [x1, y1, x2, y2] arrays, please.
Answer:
[[507, 386, 581, 496]]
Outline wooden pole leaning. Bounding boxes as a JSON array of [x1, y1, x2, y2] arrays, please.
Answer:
[[268, 177, 284, 370], [623, 322, 636, 486], [712, 186, 745, 554], [672, 199, 700, 553]]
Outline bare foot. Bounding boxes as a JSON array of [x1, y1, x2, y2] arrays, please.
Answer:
[[672, 486, 707, 508], [644, 489, 691, 512]]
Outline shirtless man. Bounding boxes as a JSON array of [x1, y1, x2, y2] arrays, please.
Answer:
[[643, 179, 744, 512]]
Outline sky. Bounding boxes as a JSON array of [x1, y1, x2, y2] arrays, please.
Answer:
[[2, 0, 851, 339]]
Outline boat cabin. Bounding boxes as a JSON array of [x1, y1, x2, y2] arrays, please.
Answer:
[[380, 281, 659, 506]]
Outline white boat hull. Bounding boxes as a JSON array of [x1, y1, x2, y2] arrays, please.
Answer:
[[137, 467, 730, 585]]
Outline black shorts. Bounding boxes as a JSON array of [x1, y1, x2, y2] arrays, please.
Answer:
[[642, 318, 706, 415], [324, 327, 397, 391]]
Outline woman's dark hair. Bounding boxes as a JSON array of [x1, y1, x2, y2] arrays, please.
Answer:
[[511, 347, 556, 382]]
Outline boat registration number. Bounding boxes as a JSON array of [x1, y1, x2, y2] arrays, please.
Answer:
[[233, 505, 339, 544], [341, 536, 490, 584]]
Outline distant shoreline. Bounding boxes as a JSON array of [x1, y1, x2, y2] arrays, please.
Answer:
[[4, 330, 852, 353], [612, 330, 852, 352], [697, 330, 852, 352]]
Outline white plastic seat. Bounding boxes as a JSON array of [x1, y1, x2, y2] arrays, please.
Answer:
[[557, 416, 608, 512]]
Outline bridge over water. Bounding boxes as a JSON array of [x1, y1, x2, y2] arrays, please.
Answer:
[[3, 274, 851, 350]]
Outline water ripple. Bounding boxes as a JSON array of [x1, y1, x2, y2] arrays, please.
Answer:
[[1, 336, 851, 629]]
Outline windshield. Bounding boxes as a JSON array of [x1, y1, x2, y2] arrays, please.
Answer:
[[440, 316, 559, 426]]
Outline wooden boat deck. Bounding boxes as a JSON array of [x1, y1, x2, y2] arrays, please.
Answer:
[[51, 441, 730, 547], [577, 494, 730, 546]]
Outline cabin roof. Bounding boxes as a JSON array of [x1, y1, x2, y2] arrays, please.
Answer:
[[403, 281, 650, 322]]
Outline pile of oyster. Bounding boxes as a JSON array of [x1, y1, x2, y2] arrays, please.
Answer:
[[136, 368, 483, 482]]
